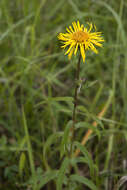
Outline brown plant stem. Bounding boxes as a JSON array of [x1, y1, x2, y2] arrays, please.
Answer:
[[70, 53, 81, 157]]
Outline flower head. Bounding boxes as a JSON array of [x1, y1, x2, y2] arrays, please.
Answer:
[[58, 21, 104, 62]]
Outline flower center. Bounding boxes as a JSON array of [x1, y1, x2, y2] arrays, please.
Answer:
[[72, 31, 89, 42]]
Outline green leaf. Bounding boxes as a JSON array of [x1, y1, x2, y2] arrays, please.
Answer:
[[71, 156, 92, 166], [70, 174, 98, 190], [85, 80, 98, 89], [38, 170, 58, 189], [43, 132, 63, 156], [77, 105, 89, 114], [56, 157, 70, 190], [48, 96, 73, 102], [43, 132, 63, 169], [90, 114, 104, 129], [74, 142, 95, 178], [35, 96, 73, 107], [75, 121, 101, 140], [19, 152, 26, 177], [60, 120, 72, 158]]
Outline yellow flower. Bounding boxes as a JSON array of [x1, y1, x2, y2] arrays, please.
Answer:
[[58, 21, 104, 62]]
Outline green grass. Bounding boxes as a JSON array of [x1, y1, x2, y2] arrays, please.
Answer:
[[0, 0, 127, 189]]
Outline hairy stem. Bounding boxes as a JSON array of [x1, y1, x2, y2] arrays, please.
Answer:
[[70, 53, 81, 157]]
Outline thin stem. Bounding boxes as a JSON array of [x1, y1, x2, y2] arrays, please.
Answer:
[[70, 53, 81, 156]]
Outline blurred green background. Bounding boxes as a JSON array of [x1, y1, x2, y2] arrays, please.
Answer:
[[0, 0, 127, 189]]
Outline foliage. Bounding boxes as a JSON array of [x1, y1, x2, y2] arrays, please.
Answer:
[[0, 0, 127, 189]]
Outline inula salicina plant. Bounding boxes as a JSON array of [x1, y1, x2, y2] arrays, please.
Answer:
[[56, 21, 104, 189], [58, 21, 104, 154]]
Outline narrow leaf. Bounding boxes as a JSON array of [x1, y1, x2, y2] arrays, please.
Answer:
[[19, 152, 26, 177], [70, 174, 98, 190], [60, 121, 72, 158], [56, 157, 70, 190], [74, 142, 95, 177], [38, 170, 58, 189]]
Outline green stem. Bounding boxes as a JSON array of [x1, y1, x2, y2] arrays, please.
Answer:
[[70, 53, 81, 157]]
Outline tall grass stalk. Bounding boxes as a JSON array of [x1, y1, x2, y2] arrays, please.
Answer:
[[22, 107, 37, 190]]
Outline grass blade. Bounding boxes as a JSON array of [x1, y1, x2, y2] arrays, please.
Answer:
[[56, 157, 70, 190], [22, 107, 35, 177], [38, 170, 58, 189], [70, 174, 98, 190]]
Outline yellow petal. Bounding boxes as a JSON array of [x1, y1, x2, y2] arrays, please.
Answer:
[[74, 44, 78, 55], [69, 26, 74, 33], [94, 24, 97, 31], [84, 28, 87, 33], [66, 27, 72, 34], [68, 47, 74, 59], [61, 44, 69, 49], [81, 24, 84, 31], [77, 20, 81, 30], [80, 44, 85, 62], [89, 43, 98, 54], [90, 40, 103, 47], [88, 23, 93, 33], [72, 22, 78, 32], [65, 43, 75, 55]]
